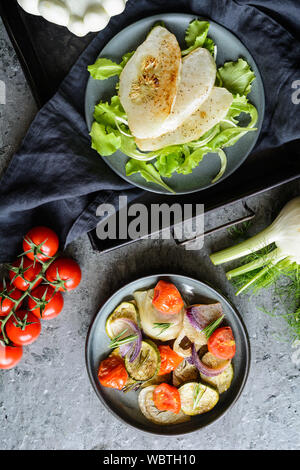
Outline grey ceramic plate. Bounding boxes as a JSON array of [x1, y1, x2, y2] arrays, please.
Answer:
[[85, 274, 250, 435], [85, 13, 265, 195]]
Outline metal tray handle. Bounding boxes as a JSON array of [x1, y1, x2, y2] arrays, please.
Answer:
[[174, 201, 256, 247]]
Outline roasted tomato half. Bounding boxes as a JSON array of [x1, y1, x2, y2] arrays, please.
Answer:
[[98, 356, 128, 390], [152, 280, 184, 315], [153, 383, 181, 414]]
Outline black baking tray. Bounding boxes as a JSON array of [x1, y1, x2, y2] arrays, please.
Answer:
[[1, 0, 299, 253]]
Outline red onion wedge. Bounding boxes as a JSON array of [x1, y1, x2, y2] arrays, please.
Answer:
[[186, 303, 223, 332], [118, 318, 142, 363], [188, 344, 230, 377]]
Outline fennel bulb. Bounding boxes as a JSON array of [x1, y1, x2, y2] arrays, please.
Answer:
[[210, 197, 300, 294]]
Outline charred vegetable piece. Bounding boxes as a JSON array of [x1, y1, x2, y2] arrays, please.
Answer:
[[207, 326, 236, 360], [152, 280, 184, 315], [158, 345, 184, 375], [125, 340, 160, 381], [98, 355, 128, 390], [153, 383, 181, 414], [105, 301, 140, 339], [138, 385, 190, 425], [133, 289, 183, 341], [173, 302, 223, 358], [179, 382, 219, 416], [200, 352, 234, 393], [172, 359, 199, 387], [189, 343, 230, 377]]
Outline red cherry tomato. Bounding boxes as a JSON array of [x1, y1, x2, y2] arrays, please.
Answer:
[[45, 258, 81, 291], [0, 283, 23, 316], [152, 280, 184, 315], [6, 310, 41, 346], [98, 356, 128, 390], [9, 257, 42, 292], [207, 326, 236, 360], [28, 285, 64, 320], [153, 383, 181, 414], [23, 226, 59, 262], [158, 345, 184, 375], [0, 341, 23, 369]]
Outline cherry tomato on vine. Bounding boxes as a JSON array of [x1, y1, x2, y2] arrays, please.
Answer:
[[158, 345, 184, 375], [6, 310, 41, 346], [0, 340, 23, 370], [98, 356, 128, 390], [152, 280, 184, 315], [207, 326, 236, 360], [28, 285, 64, 320], [153, 383, 181, 414], [45, 258, 81, 291], [9, 257, 42, 292], [23, 226, 59, 262], [0, 283, 23, 316]]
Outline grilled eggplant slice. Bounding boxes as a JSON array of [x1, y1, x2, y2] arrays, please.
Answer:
[[200, 352, 234, 393], [179, 382, 219, 416], [138, 385, 190, 425]]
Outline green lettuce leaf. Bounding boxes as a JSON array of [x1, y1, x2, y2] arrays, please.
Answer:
[[217, 58, 256, 96], [88, 58, 123, 80], [94, 95, 127, 127], [226, 94, 258, 127], [90, 122, 121, 156], [88, 51, 135, 80], [182, 20, 210, 56], [125, 160, 175, 193]]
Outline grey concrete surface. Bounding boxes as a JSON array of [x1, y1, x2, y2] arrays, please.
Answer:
[[0, 19, 299, 450]]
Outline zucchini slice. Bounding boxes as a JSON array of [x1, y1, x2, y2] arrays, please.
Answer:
[[172, 359, 199, 387], [138, 385, 190, 425], [200, 352, 234, 394], [105, 301, 140, 339], [125, 340, 160, 382], [179, 382, 219, 416]]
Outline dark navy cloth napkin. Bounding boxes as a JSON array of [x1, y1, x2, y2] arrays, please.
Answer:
[[0, 0, 299, 261]]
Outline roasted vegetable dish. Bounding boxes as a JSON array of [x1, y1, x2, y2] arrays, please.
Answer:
[[97, 279, 236, 425]]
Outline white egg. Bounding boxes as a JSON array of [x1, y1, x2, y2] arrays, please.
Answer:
[[84, 5, 110, 32], [17, 0, 40, 15], [68, 15, 88, 37], [38, 0, 70, 27], [102, 0, 125, 17]]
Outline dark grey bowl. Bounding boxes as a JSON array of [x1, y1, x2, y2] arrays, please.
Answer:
[[85, 274, 250, 435]]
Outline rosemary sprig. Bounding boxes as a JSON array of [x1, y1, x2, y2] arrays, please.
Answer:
[[193, 384, 206, 410], [202, 315, 225, 338], [153, 322, 171, 335], [109, 328, 138, 349]]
